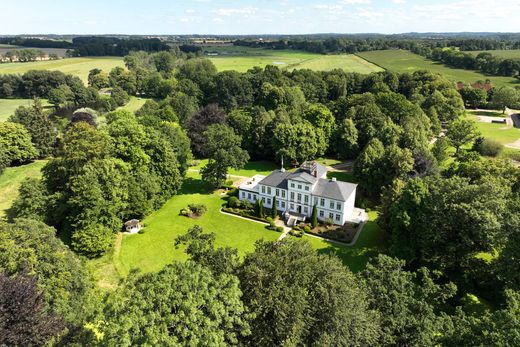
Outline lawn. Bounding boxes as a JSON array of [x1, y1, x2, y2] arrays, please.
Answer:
[[117, 96, 148, 113], [357, 50, 519, 87], [0, 98, 51, 121], [205, 47, 382, 73], [304, 211, 389, 273], [114, 171, 281, 277], [0, 160, 47, 217], [190, 159, 279, 177], [466, 111, 520, 145], [0, 57, 124, 84]]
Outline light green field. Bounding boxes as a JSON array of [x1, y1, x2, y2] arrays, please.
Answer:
[[206, 47, 382, 73], [0, 57, 124, 83], [467, 110, 520, 145], [357, 50, 519, 87], [0, 160, 46, 217], [466, 50, 520, 59], [0, 99, 51, 121], [117, 96, 148, 113]]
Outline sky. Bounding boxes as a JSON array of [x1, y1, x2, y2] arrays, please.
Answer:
[[1, 0, 520, 35]]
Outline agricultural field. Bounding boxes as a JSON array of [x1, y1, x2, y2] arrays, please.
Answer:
[[0, 44, 68, 57], [465, 50, 520, 59], [357, 50, 519, 87], [0, 98, 51, 121], [0, 57, 124, 83], [204, 46, 383, 73], [93, 161, 388, 287], [0, 160, 47, 217]]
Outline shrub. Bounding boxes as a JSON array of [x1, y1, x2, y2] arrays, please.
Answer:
[[227, 196, 241, 208], [227, 188, 238, 197], [276, 226, 284, 233], [188, 203, 207, 216], [304, 226, 311, 233], [325, 218, 334, 226], [473, 137, 504, 157], [242, 200, 252, 210]]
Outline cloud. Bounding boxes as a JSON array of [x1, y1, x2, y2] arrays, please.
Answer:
[[392, 0, 406, 4], [215, 7, 258, 17], [340, 0, 371, 4]]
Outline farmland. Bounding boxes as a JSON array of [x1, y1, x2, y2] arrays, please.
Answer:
[[0, 44, 68, 57], [205, 47, 383, 73], [0, 57, 124, 83], [465, 50, 520, 59], [0, 98, 51, 121], [357, 50, 519, 87]]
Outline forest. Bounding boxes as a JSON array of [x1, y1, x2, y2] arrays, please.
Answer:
[[1, 47, 520, 346]]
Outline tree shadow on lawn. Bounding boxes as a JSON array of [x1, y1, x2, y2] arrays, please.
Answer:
[[179, 177, 214, 195]]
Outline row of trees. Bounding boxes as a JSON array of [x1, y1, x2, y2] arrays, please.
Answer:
[[6, 221, 519, 346]]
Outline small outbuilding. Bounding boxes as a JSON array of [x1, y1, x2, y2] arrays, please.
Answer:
[[124, 219, 142, 234]]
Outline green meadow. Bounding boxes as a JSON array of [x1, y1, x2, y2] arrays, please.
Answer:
[[0, 57, 124, 83], [357, 50, 519, 87], [205, 47, 383, 73], [0, 98, 51, 121], [466, 49, 520, 59]]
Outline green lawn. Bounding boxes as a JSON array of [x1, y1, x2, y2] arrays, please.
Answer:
[[117, 96, 148, 113], [357, 50, 519, 87], [0, 98, 51, 122], [0, 160, 47, 217], [304, 211, 389, 273], [466, 111, 520, 145], [190, 159, 278, 177], [205, 47, 382, 73], [0, 57, 124, 84], [114, 171, 280, 276]]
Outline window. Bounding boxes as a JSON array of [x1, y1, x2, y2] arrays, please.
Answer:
[[329, 213, 334, 219], [314, 197, 318, 205], [297, 193, 301, 201], [305, 186, 309, 191], [276, 200, 280, 206], [298, 184, 302, 190], [267, 187, 271, 195], [336, 214, 341, 222], [281, 201, 285, 208], [290, 203, 294, 210], [320, 198, 325, 207], [248, 193, 251, 199], [276, 189, 279, 196], [319, 210, 324, 217], [290, 183, 295, 188], [242, 192, 246, 198], [253, 195, 257, 201], [290, 192, 295, 200], [330, 201, 334, 209], [261, 197, 265, 202], [267, 198, 271, 205], [282, 190, 286, 198], [261, 186, 265, 194], [304, 195, 309, 204], [336, 203, 341, 210], [304, 207, 308, 214]]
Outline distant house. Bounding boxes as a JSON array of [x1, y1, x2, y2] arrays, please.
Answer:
[[124, 219, 142, 233], [238, 161, 365, 226]]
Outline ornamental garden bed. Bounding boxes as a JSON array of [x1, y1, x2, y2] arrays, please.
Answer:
[[179, 203, 207, 219], [297, 221, 360, 243]]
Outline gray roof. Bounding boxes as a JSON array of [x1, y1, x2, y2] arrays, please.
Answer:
[[312, 179, 357, 202], [258, 166, 357, 202]]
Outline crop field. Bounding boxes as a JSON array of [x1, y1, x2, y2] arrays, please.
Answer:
[[0, 57, 124, 83], [0, 44, 68, 57], [357, 50, 519, 87], [465, 50, 520, 59], [205, 47, 383, 73], [0, 98, 51, 121]]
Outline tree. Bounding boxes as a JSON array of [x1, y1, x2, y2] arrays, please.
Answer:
[[492, 86, 519, 112], [0, 274, 64, 346], [362, 255, 456, 346], [446, 118, 479, 153], [255, 199, 265, 218], [8, 178, 48, 221], [9, 99, 55, 157], [101, 261, 250, 346], [271, 196, 277, 218], [432, 136, 450, 163], [272, 121, 323, 163], [0, 121, 37, 165], [0, 219, 95, 335], [460, 87, 488, 108], [238, 239, 379, 346], [201, 124, 249, 188], [311, 204, 318, 228], [186, 103, 227, 156], [335, 118, 359, 159]]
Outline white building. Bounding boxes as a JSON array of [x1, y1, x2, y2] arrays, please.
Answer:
[[238, 162, 364, 226]]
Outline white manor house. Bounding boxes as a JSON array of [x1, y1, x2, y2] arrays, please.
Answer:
[[238, 161, 366, 226]]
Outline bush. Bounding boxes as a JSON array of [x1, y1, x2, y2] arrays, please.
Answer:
[[276, 226, 284, 233], [289, 228, 304, 238], [227, 196, 241, 208], [181, 204, 207, 218], [304, 226, 311, 233], [473, 137, 504, 157]]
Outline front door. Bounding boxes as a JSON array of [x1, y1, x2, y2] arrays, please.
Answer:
[[297, 205, 302, 214]]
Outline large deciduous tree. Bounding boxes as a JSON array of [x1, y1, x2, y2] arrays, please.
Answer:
[[0, 121, 38, 166]]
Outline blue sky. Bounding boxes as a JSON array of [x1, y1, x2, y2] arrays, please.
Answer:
[[2, 0, 519, 35]]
